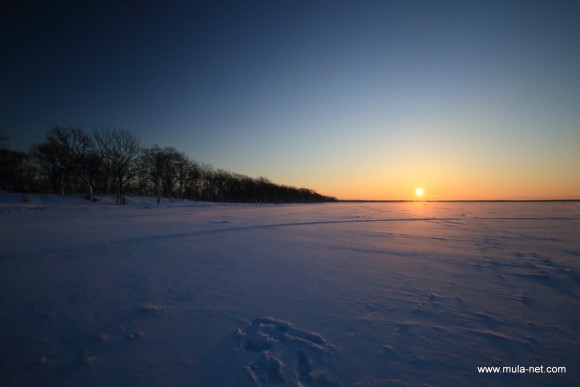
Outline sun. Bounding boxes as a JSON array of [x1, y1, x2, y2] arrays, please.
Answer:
[[415, 187, 424, 196]]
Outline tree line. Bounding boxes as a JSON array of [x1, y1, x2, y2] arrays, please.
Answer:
[[0, 127, 336, 204]]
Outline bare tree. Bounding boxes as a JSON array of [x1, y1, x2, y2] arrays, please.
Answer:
[[30, 134, 73, 196], [173, 151, 191, 200], [0, 136, 29, 192], [93, 128, 141, 205], [143, 145, 165, 204], [160, 147, 179, 202], [185, 160, 203, 199], [47, 127, 102, 201], [142, 145, 183, 204], [198, 163, 215, 201]]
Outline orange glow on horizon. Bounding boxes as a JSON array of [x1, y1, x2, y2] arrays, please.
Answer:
[[291, 159, 580, 201], [310, 178, 580, 201]]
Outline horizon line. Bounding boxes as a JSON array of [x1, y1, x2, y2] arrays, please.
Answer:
[[337, 199, 580, 203]]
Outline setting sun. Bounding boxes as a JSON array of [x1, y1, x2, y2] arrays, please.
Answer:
[[415, 187, 424, 196]]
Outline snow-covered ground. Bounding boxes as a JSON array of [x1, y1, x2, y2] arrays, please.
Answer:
[[1, 194, 579, 386]]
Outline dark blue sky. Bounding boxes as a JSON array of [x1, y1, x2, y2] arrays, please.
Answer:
[[2, 0, 579, 199]]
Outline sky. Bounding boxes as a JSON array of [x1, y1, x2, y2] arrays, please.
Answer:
[[2, 0, 579, 200]]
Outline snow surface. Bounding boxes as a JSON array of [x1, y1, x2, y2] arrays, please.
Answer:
[[1, 194, 579, 386]]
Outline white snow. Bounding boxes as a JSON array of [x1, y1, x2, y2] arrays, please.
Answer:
[[1, 194, 579, 386]]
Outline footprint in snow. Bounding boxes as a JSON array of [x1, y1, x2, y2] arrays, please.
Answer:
[[235, 317, 340, 386]]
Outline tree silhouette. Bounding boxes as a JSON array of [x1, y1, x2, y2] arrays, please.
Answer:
[[30, 134, 73, 196], [93, 128, 141, 205], [0, 136, 29, 192], [43, 127, 102, 201], [9, 127, 337, 204]]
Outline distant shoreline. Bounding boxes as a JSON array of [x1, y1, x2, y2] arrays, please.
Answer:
[[338, 199, 580, 203]]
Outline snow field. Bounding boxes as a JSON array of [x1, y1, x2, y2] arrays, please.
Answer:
[[1, 195, 579, 386]]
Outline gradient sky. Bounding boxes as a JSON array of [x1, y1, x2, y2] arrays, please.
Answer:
[[2, 0, 579, 200]]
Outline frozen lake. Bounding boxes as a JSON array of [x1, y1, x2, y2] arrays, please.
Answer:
[[1, 196, 579, 386]]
